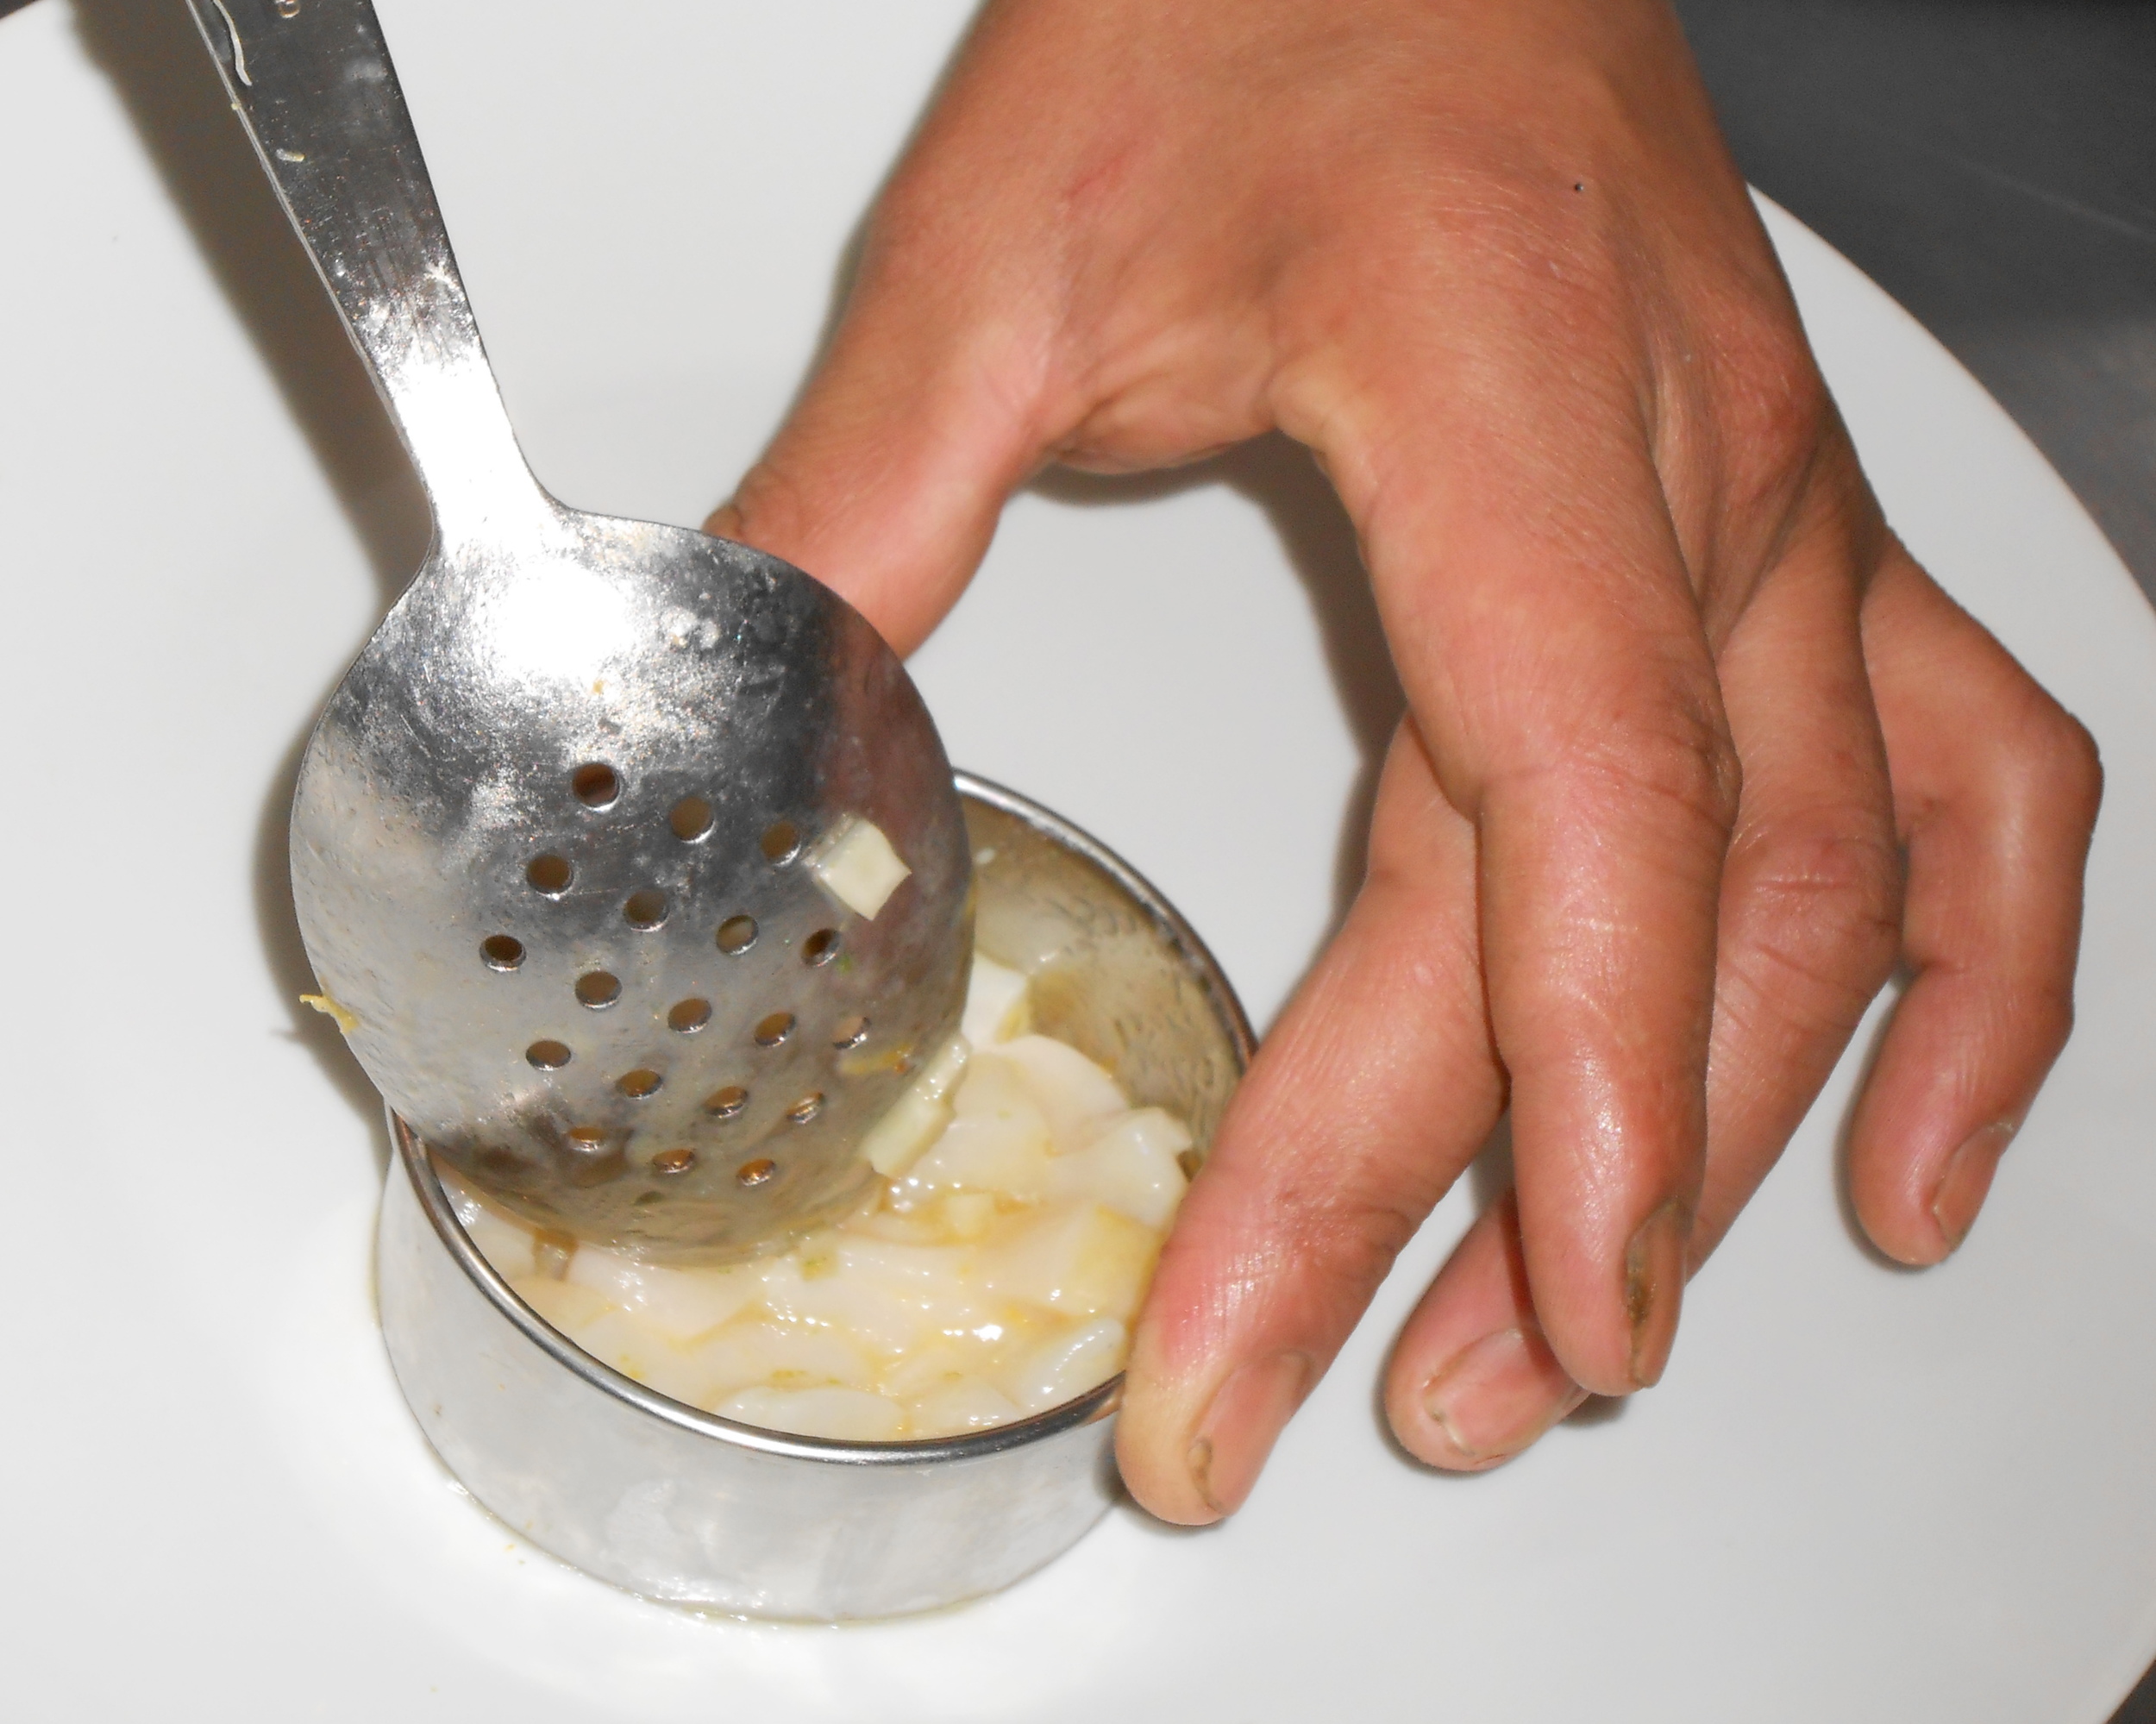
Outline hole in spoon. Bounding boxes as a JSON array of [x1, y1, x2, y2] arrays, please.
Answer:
[[831, 1015, 869, 1050], [527, 854, 573, 896], [624, 888, 668, 931], [761, 820, 800, 864], [617, 1068, 663, 1099], [565, 1127, 624, 1185], [786, 1093, 824, 1125], [802, 928, 841, 967], [755, 1011, 794, 1047], [652, 1146, 697, 1175], [575, 971, 622, 1009], [670, 796, 714, 841], [667, 998, 711, 1033], [704, 1084, 749, 1118], [573, 763, 621, 809], [480, 934, 525, 971], [736, 1157, 777, 1188], [717, 915, 757, 956], [526, 1039, 572, 1069]]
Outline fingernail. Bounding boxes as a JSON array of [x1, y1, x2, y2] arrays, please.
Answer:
[[1421, 1327, 1576, 1465], [706, 502, 744, 539], [1624, 1199, 1689, 1389], [1186, 1351, 1315, 1518], [1933, 1121, 2015, 1254]]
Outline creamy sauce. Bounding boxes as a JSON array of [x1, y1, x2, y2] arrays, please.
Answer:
[[445, 955, 1194, 1441]]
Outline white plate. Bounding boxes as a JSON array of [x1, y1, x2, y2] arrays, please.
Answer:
[[4, 2, 2155, 1717]]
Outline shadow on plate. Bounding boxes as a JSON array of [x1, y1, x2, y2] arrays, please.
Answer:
[[1032, 435, 1405, 940], [73, 0, 431, 605], [74, 0, 424, 1174]]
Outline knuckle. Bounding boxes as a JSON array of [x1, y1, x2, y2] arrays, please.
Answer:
[[1732, 817, 1904, 1006], [1570, 702, 1744, 843], [1266, 1166, 1425, 1308], [723, 460, 812, 549], [2022, 982, 2077, 1064], [2036, 706, 2105, 830], [1979, 688, 2105, 837], [1701, 297, 1836, 504]]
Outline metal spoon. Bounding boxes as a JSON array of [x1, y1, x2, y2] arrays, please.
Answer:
[[189, 0, 971, 1262]]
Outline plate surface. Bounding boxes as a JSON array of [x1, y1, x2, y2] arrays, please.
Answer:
[[3, 2, 2154, 1718]]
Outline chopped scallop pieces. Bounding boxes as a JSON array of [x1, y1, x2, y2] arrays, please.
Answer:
[[447, 1182, 539, 1280], [462, 956, 1199, 1439], [565, 1252, 761, 1344], [900, 1052, 1056, 1201], [1047, 1106, 1193, 1228], [980, 1201, 1162, 1320], [718, 1385, 906, 1443], [686, 1318, 879, 1396], [994, 1034, 1127, 1150], [862, 1032, 970, 1178], [556, 1308, 714, 1407], [961, 953, 1031, 1046], [509, 1275, 613, 1338], [1001, 1319, 1129, 1413], [755, 1244, 988, 1355], [908, 1376, 1025, 1433], [809, 816, 912, 920]]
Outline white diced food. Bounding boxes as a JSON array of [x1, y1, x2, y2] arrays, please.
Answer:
[[961, 953, 1031, 1046], [862, 1032, 970, 1178], [564, 1246, 760, 1345], [907, 1376, 1025, 1433], [902, 1051, 1056, 1201], [687, 1318, 879, 1395], [1000, 1319, 1130, 1413], [808, 815, 912, 920], [939, 1191, 997, 1240], [877, 1335, 1003, 1400], [979, 1200, 1162, 1320], [717, 1384, 906, 1442], [509, 1275, 614, 1337], [995, 1034, 1128, 1151], [1047, 1106, 1194, 1229], [555, 1307, 712, 1407], [442, 1174, 539, 1279], [755, 1243, 978, 1357], [456, 1000, 1200, 1440]]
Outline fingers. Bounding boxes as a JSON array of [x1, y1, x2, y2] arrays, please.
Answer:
[[1382, 1194, 1587, 1470], [1846, 542, 2102, 1263], [1386, 486, 1904, 1467], [1117, 724, 1507, 1523], [1387, 531, 2101, 1467], [1687, 500, 1902, 1260], [1287, 331, 1739, 1397]]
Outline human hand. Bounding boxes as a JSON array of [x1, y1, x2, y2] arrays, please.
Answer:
[[708, 0, 2101, 1519]]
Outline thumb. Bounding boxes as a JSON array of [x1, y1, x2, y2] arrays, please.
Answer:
[[705, 259, 1044, 656]]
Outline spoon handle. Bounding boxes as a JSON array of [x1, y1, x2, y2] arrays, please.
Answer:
[[186, 0, 548, 547]]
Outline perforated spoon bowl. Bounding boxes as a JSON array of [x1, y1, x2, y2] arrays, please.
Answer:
[[190, 0, 971, 1261]]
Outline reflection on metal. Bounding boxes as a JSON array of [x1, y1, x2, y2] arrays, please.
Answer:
[[184, 0, 971, 1259]]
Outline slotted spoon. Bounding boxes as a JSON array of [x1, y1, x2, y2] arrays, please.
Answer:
[[188, 0, 972, 1261]]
